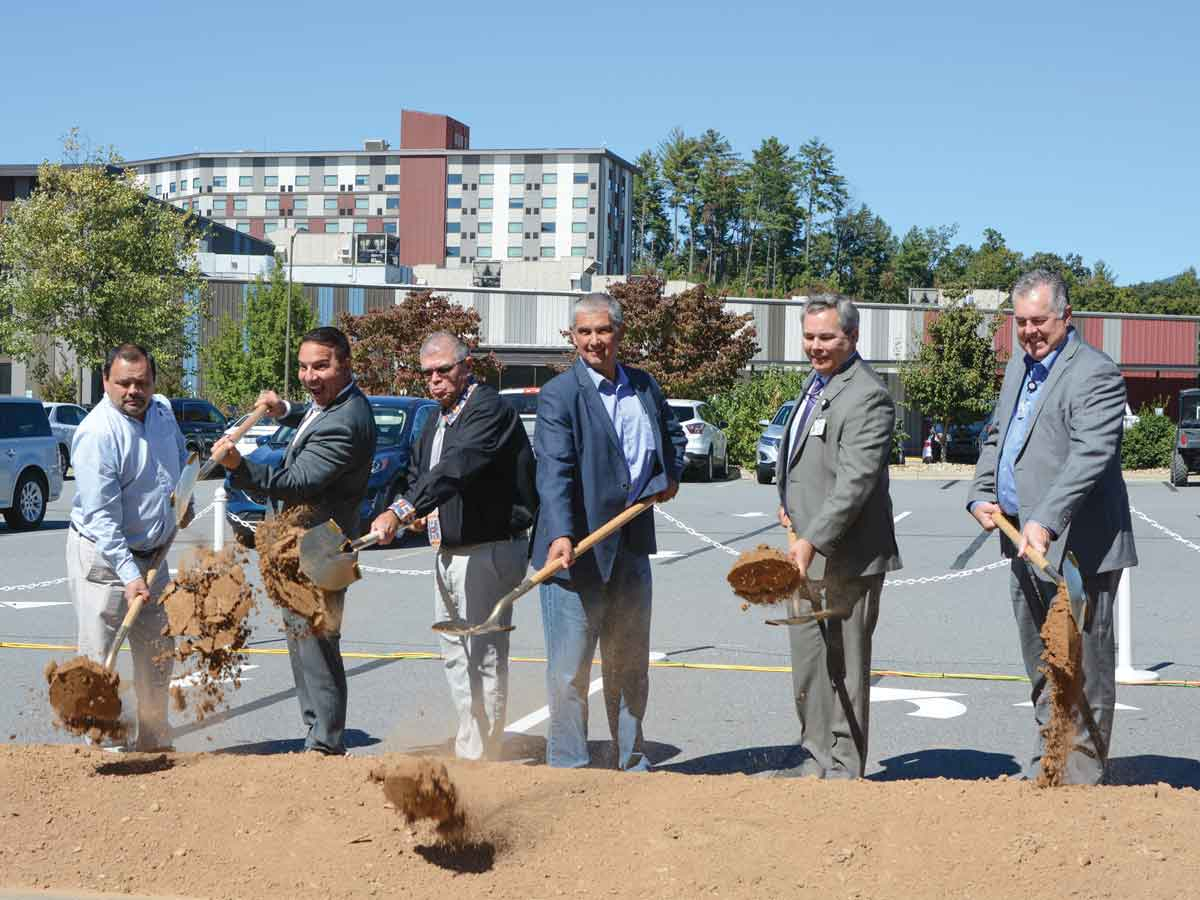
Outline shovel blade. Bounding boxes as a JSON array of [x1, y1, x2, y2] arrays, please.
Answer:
[[765, 609, 842, 627], [173, 453, 202, 529], [1061, 551, 1087, 631], [299, 520, 362, 591], [431, 618, 516, 638]]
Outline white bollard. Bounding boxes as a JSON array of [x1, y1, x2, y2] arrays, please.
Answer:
[[213, 485, 227, 553], [1115, 567, 1158, 684]]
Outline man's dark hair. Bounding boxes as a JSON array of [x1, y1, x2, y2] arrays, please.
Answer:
[[103, 343, 157, 381], [299, 326, 352, 363]]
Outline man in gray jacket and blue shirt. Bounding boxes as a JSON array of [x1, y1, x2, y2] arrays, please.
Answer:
[[969, 269, 1137, 784]]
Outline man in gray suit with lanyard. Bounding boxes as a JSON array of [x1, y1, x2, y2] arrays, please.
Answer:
[[211, 326, 377, 756], [776, 294, 902, 780], [969, 269, 1137, 784]]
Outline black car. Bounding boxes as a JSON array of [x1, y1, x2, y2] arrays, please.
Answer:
[[1170, 388, 1200, 486], [169, 398, 228, 459]]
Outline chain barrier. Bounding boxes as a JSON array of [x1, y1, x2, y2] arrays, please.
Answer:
[[360, 565, 434, 576], [1129, 505, 1200, 554], [224, 510, 260, 534], [653, 506, 742, 557], [0, 577, 69, 594]]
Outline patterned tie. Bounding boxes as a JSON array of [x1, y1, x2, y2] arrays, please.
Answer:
[[788, 381, 824, 469]]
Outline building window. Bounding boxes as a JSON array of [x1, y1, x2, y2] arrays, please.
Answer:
[[154, 183, 163, 195], [571, 222, 586, 233], [295, 174, 310, 186], [264, 222, 278, 233], [383, 222, 397, 234], [355, 197, 368, 210], [478, 173, 494, 185], [325, 222, 340, 233], [192, 178, 201, 189], [542, 173, 558, 185], [384, 173, 399, 185], [212, 176, 227, 187], [478, 197, 493, 209], [447, 174, 462, 185], [447, 198, 462, 209], [475, 245, 491, 258], [354, 221, 368, 233], [265, 198, 280, 211], [508, 198, 523, 209], [385, 197, 399, 209], [509, 172, 524, 185], [505, 222, 521, 234], [236, 222, 250, 233], [447, 223, 461, 233], [505, 246, 521, 258], [542, 197, 557, 209], [572, 197, 587, 208], [295, 220, 309, 232], [212, 199, 227, 213], [239, 175, 253, 187], [541, 246, 555, 257], [446, 246, 460, 257], [573, 173, 589, 184], [542, 222, 556, 233], [264, 175, 278, 187], [571, 246, 587, 256], [234, 198, 248, 211], [355, 174, 368, 186], [324, 175, 337, 186], [478, 222, 492, 234], [294, 198, 308, 211], [168, 182, 176, 193], [324, 198, 337, 210]]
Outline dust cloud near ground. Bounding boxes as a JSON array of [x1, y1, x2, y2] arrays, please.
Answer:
[[371, 757, 468, 841], [2, 744, 1198, 899], [255, 506, 337, 634], [1037, 583, 1084, 787], [44, 657, 124, 742], [160, 546, 257, 720], [727, 544, 800, 608]]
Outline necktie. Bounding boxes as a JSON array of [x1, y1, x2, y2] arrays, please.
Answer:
[[426, 418, 447, 549], [788, 382, 824, 469]]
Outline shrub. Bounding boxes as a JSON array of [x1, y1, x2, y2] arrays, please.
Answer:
[[710, 368, 808, 468], [1121, 404, 1175, 469]]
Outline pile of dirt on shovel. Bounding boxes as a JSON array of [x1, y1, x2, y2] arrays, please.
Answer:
[[255, 505, 337, 634], [727, 544, 800, 608], [1036, 582, 1084, 787], [160, 546, 257, 720], [44, 657, 124, 742]]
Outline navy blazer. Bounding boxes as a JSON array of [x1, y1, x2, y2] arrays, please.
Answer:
[[532, 358, 686, 585]]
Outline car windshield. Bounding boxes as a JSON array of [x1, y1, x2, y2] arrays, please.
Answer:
[[500, 393, 540, 416], [670, 404, 697, 422], [371, 406, 408, 448], [1180, 395, 1200, 426], [232, 413, 277, 430], [771, 403, 795, 426]]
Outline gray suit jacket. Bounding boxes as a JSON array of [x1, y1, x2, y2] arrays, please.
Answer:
[[231, 383, 377, 539], [777, 357, 902, 581], [967, 329, 1137, 575]]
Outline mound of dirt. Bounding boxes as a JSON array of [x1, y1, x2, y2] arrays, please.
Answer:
[[161, 546, 257, 720], [255, 506, 337, 634], [727, 544, 800, 607], [44, 658, 124, 742], [1037, 582, 1084, 787], [371, 757, 467, 841]]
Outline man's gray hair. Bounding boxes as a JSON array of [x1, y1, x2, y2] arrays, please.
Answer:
[[1011, 269, 1070, 315], [419, 331, 470, 363], [572, 292, 624, 329], [803, 293, 859, 335]]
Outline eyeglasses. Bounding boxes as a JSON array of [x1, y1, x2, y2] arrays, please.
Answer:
[[420, 362, 459, 377]]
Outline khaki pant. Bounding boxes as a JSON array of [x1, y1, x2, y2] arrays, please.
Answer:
[[65, 528, 174, 749]]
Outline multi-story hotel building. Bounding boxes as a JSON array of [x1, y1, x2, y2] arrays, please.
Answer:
[[127, 110, 636, 275]]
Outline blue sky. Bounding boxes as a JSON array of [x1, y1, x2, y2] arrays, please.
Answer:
[[4, 0, 1197, 284]]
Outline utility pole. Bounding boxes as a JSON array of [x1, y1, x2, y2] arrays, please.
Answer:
[[285, 229, 297, 398]]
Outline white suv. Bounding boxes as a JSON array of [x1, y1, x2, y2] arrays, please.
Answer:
[[0, 398, 63, 530], [668, 399, 729, 482]]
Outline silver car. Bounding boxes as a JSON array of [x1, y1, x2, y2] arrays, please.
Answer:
[[499, 387, 540, 442], [755, 401, 795, 485], [43, 402, 89, 474], [1, 398, 63, 530], [668, 399, 729, 482]]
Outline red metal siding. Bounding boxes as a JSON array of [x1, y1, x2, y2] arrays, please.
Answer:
[[398, 156, 447, 266], [249, 219, 265, 239], [400, 110, 469, 150], [993, 312, 1014, 357], [1121, 319, 1199, 366], [307, 217, 324, 233], [1077, 316, 1104, 349], [367, 217, 384, 232], [1124, 372, 1194, 418]]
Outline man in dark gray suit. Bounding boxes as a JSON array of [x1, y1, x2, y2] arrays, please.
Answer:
[[968, 269, 1137, 784], [211, 326, 377, 756], [776, 294, 902, 780]]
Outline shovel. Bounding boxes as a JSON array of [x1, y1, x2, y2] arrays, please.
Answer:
[[197, 403, 272, 480], [765, 529, 844, 627], [298, 520, 383, 591], [432, 498, 657, 638], [992, 514, 1087, 631]]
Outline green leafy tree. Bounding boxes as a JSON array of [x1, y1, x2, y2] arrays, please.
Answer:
[[823, 205, 898, 302], [742, 137, 801, 292], [341, 290, 499, 396], [710, 367, 808, 467], [796, 138, 848, 268], [0, 131, 205, 400], [658, 127, 701, 267], [1122, 404, 1174, 469], [631, 149, 671, 266], [900, 302, 1003, 460], [961, 228, 1024, 291], [694, 129, 740, 282], [199, 260, 317, 410]]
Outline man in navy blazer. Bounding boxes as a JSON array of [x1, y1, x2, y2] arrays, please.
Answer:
[[533, 292, 687, 770]]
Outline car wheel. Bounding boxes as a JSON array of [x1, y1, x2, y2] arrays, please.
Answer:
[[756, 465, 773, 485], [717, 447, 729, 479], [1170, 450, 1188, 487], [4, 471, 47, 531], [59, 444, 70, 475], [702, 449, 714, 483]]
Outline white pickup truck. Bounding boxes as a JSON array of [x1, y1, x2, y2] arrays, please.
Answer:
[[0, 397, 63, 530]]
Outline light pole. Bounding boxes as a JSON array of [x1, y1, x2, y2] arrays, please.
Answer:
[[284, 229, 297, 398]]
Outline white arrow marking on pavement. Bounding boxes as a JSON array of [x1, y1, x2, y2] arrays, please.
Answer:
[[893, 511, 911, 524], [2, 601, 72, 610], [505, 652, 668, 734], [170, 664, 259, 689], [870, 686, 967, 719], [1014, 700, 1139, 711], [649, 550, 685, 560], [731, 512, 767, 518]]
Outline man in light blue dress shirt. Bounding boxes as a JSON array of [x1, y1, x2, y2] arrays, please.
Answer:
[[66, 344, 190, 750]]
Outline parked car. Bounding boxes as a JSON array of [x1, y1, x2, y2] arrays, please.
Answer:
[[223, 412, 279, 457], [169, 398, 228, 460], [1169, 389, 1200, 486], [224, 396, 439, 543], [0, 398, 63, 530], [755, 401, 795, 485], [668, 399, 729, 482], [42, 402, 89, 474], [498, 387, 540, 441], [923, 420, 989, 463]]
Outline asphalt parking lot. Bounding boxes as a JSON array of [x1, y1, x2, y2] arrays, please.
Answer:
[[3, 469, 1199, 786]]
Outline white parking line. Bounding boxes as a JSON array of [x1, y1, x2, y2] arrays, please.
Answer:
[[893, 511, 911, 524], [731, 512, 767, 518]]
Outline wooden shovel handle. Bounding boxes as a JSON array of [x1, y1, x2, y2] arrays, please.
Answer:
[[102, 563, 164, 671], [992, 512, 1052, 573], [531, 498, 657, 585], [218, 404, 271, 461]]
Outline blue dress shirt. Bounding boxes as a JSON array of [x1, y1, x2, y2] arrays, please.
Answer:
[[585, 364, 658, 505], [70, 395, 188, 584]]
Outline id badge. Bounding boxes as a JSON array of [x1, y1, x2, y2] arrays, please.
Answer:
[[811, 418, 827, 437], [427, 509, 442, 550]]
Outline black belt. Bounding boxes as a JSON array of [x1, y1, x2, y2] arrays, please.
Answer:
[[70, 521, 164, 560]]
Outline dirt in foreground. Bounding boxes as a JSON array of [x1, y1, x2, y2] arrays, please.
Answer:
[[2, 744, 1198, 900], [1037, 582, 1084, 787]]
